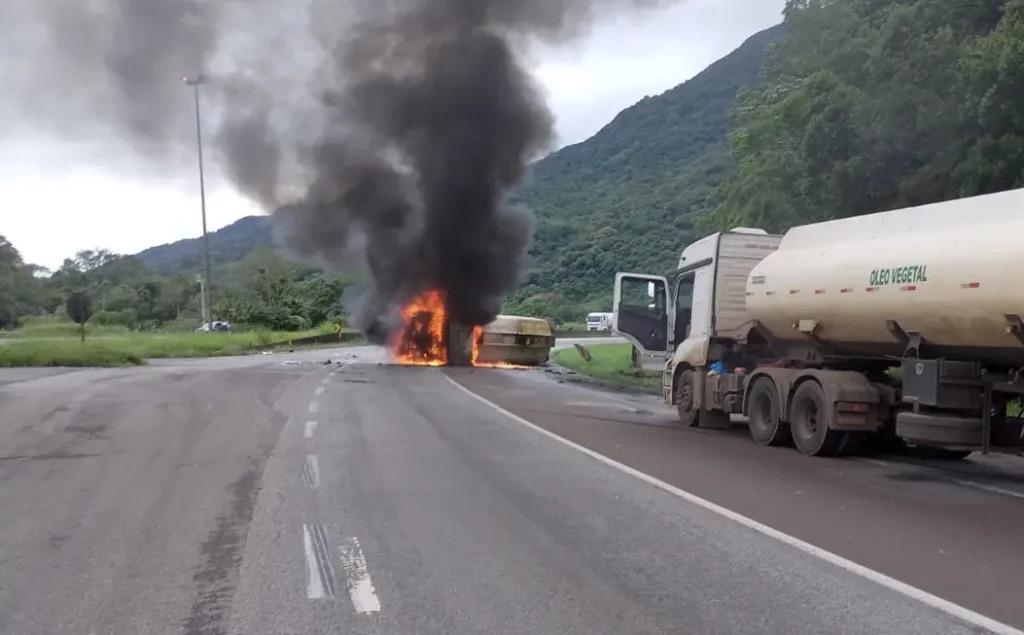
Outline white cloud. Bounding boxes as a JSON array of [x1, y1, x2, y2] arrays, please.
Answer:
[[0, 172, 260, 269], [1, 1, 785, 269], [536, 0, 784, 147]]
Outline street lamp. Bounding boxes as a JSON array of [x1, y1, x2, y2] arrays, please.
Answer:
[[182, 73, 213, 328]]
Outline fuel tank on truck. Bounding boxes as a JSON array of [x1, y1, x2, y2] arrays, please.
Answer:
[[745, 188, 1024, 367]]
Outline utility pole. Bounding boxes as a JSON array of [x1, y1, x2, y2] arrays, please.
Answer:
[[197, 274, 208, 330], [182, 74, 213, 327]]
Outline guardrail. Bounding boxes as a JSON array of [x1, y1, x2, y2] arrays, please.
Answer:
[[553, 330, 618, 339]]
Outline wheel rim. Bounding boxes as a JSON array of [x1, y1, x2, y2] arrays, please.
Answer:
[[756, 393, 772, 429], [792, 384, 831, 454], [677, 371, 699, 427], [805, 400, 819, 435]]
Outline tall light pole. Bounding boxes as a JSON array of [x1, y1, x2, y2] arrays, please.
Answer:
[[182, 73, 213, 328]]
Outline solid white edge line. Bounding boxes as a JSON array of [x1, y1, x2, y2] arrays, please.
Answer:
[[858, 458, 1024, 501], [303, 524, 326, 599], [305, 420, 318, 439], [309, 401, 320, 413], [949, 479, 1024, 501], [443, 374, 1022, 635], [338, 537, 382, 614], [305, 455, 320, 489]]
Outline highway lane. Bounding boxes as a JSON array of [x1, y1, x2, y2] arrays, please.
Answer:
[[0, 346, 1019, 633], [453, 366, 1024, 629]]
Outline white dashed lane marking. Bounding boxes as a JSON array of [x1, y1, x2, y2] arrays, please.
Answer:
[[308, 401, 320, 414], [338, 537, 382, 615], [305, 420, 318, 439]]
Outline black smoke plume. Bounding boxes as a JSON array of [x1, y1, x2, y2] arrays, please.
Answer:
[[2, 0, 668, 342]]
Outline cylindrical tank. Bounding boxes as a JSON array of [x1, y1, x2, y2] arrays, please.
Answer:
[[475, 315, 554, 366], [746, 189, 1024, 367]]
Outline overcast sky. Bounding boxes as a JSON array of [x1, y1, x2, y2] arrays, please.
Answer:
[[1, 1, 784, 270]]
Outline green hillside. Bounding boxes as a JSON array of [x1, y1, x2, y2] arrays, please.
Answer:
[[135, 215, 273, 276], [710, 0, 1024, 231], [507, 25, 783, 320]]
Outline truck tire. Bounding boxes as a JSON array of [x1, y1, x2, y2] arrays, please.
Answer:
[[790, 381, 845, 457], [747, 377, 790, 446], [676, 369, 699, 427]]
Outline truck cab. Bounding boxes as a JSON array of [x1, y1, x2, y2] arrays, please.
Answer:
[[614, 229, 782, 400], [586, 312, 613, 332]]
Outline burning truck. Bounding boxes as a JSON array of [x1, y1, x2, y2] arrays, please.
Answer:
[[391, 291, 554, 368]]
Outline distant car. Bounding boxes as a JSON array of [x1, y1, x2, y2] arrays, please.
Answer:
[[586, 312, 614, 332], [197, 320, 232, 333]]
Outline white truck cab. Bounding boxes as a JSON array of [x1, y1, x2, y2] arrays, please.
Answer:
[[586, 312, 614, 332], [614, 229, 782, 396]]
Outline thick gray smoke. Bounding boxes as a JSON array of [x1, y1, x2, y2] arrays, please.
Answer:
[[2, 0, 667, 341]]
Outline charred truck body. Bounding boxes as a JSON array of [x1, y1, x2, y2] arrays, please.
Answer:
[[614, 188, 1024, 457]]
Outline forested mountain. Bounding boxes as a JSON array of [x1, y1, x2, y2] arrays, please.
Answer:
[[507, 25, 783, 319], [710, 0, 1024, 231], [135, 215, 272, 275]]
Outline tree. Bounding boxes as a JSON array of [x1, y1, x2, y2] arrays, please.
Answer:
[[72, 249, 119, 273], [216, 247, 349, 331], [708, 0, 1024, 231], [65, 291, 92, 342], [0, 234, 47, 329]]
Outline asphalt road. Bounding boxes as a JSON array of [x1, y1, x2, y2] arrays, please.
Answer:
[[0, 344, 1021, 634]]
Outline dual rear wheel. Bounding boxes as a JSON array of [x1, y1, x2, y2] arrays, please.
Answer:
[[747, 377, 848, 456], [789, 381, 847, 457]]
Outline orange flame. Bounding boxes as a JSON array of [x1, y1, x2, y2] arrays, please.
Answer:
[[392, 290, 448, 366], [392, 292, 528, 369]]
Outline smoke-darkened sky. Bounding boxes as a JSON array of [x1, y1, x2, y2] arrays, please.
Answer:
[[1, 0, 784, 270]]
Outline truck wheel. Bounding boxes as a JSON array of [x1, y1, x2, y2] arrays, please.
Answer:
[[676, 369, 699, 427], [747, 377, 790, 446], [790, 381, 845, 457]]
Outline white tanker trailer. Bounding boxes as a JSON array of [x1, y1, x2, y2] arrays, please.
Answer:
[[614, 188, 1024, 457]]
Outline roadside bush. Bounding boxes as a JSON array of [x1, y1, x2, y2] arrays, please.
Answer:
[[90, 308, 140, 329]]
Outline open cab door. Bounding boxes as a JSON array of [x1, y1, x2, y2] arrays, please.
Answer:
[[614, 273, 673, 367]]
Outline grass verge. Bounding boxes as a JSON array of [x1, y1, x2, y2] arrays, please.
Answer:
[[553, 343, 661, 393], [0, 340, 144, 367], [0, 329, 363, 367]]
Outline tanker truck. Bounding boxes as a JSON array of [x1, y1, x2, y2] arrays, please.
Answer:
[[613, 188, 1024, 458]]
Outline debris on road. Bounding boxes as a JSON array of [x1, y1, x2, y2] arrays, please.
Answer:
[[574, 343, 593, 363]]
